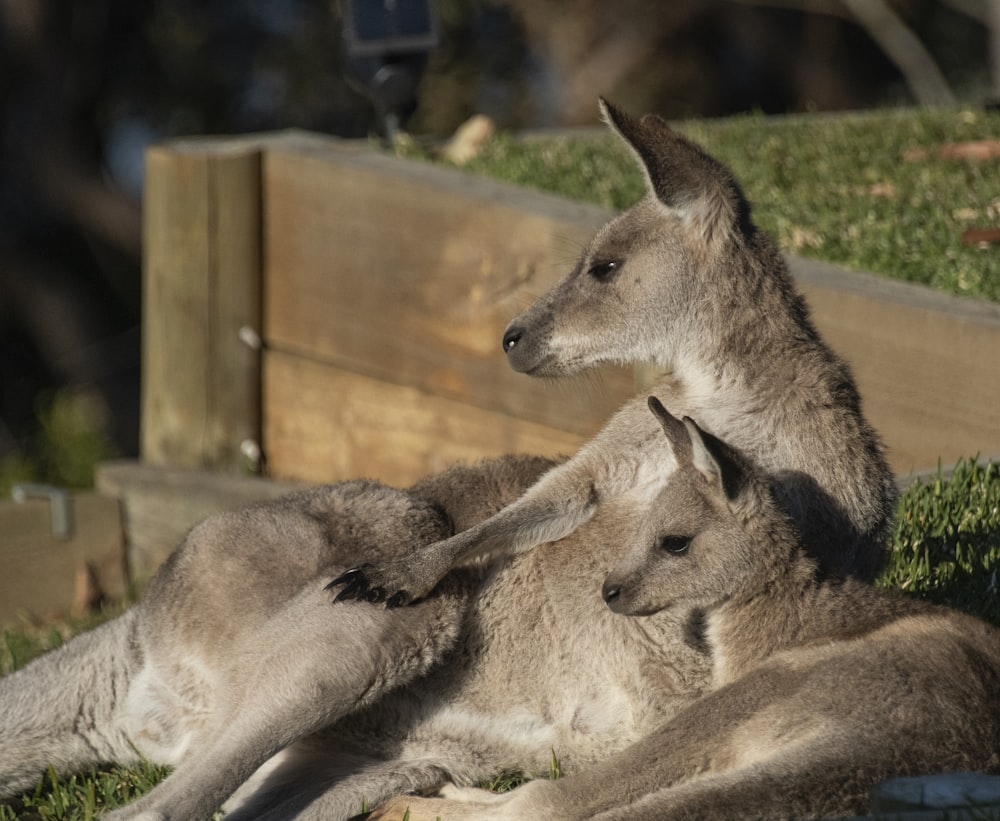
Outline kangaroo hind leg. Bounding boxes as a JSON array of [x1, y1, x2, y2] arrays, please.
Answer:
[[104, 582, 467, 821], [588, 747, 900, 821]]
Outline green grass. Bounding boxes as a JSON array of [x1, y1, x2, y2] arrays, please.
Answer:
[[2, 458, 997, 818], [0, 763, 171, 821], [1, 603, 132, 679], [881, 458, 1000, 622], [401, 107, 1000, 303]]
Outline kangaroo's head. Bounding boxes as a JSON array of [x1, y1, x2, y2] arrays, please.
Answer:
[[602, 397, 776, 617], [502, 98, 752, 376]]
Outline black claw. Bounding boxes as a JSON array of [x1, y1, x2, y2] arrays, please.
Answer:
[[385, 591, 407, 610], [325, 565, 371, 591], [333, 579, 366, 602]]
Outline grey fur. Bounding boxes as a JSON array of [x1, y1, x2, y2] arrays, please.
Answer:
[[332, 97, 895, 607], [1, 100, 900, 819], [372, 399, 1000, 820]]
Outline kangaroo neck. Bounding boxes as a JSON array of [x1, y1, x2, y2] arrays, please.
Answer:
[[707, 557, 822, 686], [671, 247, 819, 402]]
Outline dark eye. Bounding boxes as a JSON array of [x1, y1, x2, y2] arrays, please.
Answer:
[[659, 535, 691, 555], [588, 260, 621, 282]]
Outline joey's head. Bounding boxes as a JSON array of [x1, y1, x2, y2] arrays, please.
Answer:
[[602, 397, 767, 617], [502, 98, 752, 377]]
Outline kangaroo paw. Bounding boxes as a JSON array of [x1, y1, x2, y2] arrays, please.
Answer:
[[326, 566, 385, 603], [327, 550, 452, 607]]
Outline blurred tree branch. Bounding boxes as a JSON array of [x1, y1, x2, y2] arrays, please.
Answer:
[[839, 0, 955, 104], [0, 0, 142, 459], [0, 0, 142, 259]]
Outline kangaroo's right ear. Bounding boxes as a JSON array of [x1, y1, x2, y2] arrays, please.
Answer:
[[681, 417, 725, 493], [647, 396, 693, 466], [599, 97, 747, 250], [683, 417, 751, 504]]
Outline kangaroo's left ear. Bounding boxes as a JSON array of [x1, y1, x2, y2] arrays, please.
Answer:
[[680, 417, 749, 504]]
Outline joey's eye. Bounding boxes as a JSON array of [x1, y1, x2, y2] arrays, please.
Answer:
[[659, 535, 691, 555], [588, 260, 621, 282]]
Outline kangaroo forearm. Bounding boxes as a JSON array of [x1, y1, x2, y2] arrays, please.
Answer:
[[447, 493, 597, 563], [451, 457, 605, 562]]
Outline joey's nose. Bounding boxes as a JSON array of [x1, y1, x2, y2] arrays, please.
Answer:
[[602, 580, 621, 606], [502, 327, 522, 354]]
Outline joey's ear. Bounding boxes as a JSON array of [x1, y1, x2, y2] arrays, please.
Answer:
[[598, 97, 747, 247], [681, 417, 749, 503], [647, 396, 693, 465], [681, 417, 723, 491]]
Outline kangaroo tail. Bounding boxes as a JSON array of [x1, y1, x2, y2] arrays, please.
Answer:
[[0, 609, 142, 796]]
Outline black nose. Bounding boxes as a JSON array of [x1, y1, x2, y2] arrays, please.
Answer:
[[602, 583, 621, 605], [502, 328, 522, 353]]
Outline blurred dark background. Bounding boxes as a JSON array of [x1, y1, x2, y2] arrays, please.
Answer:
[[0, 0, 996, 488]]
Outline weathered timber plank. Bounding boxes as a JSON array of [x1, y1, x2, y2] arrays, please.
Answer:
[[790, 256, 1000, 476], [142, 137, 264, 473], [96, 459, 301, 581], [262, 349, 583, 486], [0, 493, 125, 625], [262, 140, 634, 439]]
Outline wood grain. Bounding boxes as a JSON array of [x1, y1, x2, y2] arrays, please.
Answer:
[[263, 349, 583, 486], [139, 133, 1000, 487], [790, 256, 1000, 476], [142, 138, 264, 472]]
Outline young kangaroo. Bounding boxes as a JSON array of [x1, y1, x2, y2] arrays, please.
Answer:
[[371, 397, 1000, 821], [332, 98, 896, 608]]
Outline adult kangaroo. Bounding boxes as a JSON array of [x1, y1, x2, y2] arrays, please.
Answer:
[[2, 100, 896, 820], [332, 98, 896, 608], [373, 398, 1000, 820]]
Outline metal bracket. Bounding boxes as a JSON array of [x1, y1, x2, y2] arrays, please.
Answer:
[[11, 484, 74, 540]]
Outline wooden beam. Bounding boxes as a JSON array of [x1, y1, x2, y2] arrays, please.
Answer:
[[790, 256, 1000, 476], [141, 137, 264, 473], [140, 132, 1000, 484]]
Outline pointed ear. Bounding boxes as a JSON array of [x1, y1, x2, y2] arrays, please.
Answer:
[[680, 417, 750, 503], [647, 396, 693, 466], [680, 417, 724, 491], [598, 97, 746, 249]]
